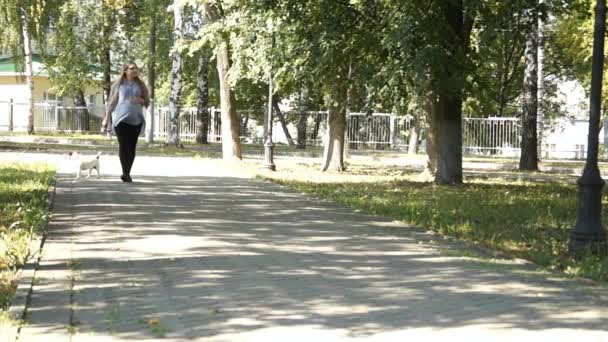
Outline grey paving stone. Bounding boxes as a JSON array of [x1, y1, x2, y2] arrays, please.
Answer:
[[0, 153, 606, 341]]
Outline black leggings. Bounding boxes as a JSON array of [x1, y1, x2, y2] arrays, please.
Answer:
[[115, 122, 142, 176]]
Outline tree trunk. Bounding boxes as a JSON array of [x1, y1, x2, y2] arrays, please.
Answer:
[[21, 7, 34, 134], [344, 61, 353, 158], [432, 94, 463, 184], [146, 10, 156, 143], [424, 98, 438, 175], [101, 6, 112, 105], [408, 119, 419, 155], [296, 88, 309, 149], [216, 42, 242, 160], [196, 51, 210, 144], [311, 114, 322, 143], [167, 2, 184, 146], [537, 0, 545, 159], [74, 89, 90, 131], [203, 2, 242, 159], [426, 1, 465, 184], [519, 6, 539, 171], [241, 111, 249, 137], [321, 80, 348, 171], [272, 96, 294, 146]]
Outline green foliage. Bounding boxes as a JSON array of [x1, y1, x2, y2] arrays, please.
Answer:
[[45, 0, 99, 98], [0, 162, 54, 309], [193, 0, 386, 111], [0, 0, 58, 68], [466, 1, 528, 117], [546, 0, 608, 109]]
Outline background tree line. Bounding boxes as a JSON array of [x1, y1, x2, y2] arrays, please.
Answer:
[[0, 0, 599, 184]]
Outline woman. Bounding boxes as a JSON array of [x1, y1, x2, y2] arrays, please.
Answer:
[[102, 62, 150, 183]]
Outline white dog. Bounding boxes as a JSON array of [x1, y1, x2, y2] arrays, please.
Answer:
[[69, 152, 102, 179]]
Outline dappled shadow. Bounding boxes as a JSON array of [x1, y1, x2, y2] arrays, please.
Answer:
[[23, 174, 608, 340]]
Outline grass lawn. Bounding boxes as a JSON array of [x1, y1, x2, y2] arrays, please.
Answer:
[[0, 133, 324, 158], [0, 163, 55, 310], [254, 159, 608, 284]]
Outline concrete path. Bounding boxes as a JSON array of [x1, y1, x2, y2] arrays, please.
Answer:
[[1, 152, 607, 341]]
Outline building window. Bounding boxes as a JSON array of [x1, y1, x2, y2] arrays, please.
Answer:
[[43, 92, 63, 105]]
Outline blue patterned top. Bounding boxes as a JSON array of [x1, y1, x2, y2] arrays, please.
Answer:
[[112, 80, 145, 127]]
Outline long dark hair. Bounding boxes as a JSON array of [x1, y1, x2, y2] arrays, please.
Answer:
[[110, 62, 150, 108]]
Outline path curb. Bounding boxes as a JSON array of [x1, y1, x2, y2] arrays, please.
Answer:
[[5, 178, 57, 341]]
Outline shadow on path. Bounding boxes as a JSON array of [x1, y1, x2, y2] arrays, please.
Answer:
[[19, 174, 608, 341]]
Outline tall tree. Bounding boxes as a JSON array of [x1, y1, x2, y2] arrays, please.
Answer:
[[520, 1, 540, 171], [167, 1, 185, 146], [21, 4, 35, 134], [100, 2, 115, 105], [196, 50, 210, 144], [188, 9, 210, 144], [396, 0, 474, 184], [0, 0, 55, 134], [47, 0, 99, 130], [537, 0, 546, 158], [147, 0, 157, 143], [201, 1, 242, 160]]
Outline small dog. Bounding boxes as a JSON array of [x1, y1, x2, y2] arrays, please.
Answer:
[[68, 152, 102, 179]]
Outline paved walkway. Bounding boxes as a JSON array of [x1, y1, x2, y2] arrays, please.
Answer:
[[1, 153, 607, 341]]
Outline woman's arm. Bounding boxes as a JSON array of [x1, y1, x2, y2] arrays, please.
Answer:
[[102, 111, 111, 131], [106, 83, 119, 115], [103, 82, 119, 130]]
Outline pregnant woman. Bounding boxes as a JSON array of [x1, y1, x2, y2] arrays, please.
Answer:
[[102, 62, 150, 183]]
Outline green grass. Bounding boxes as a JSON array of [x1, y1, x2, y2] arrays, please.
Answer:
[[0, 162, 55, 309], [0, 137, 323, 159], [257, 163, 608, 283], [0, 141, 319, 160]]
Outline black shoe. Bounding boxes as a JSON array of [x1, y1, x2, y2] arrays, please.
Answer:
[[120, 174, 132, 183]]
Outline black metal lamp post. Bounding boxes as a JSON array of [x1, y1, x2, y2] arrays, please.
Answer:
[[569, 0, 607, 255], [263, 57, 276, 171]]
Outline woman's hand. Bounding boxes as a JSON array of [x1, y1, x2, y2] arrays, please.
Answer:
[[132, 96, 145, 105]]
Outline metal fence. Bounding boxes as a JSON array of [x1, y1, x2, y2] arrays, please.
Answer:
[[0, 100, 600, 160], [462, 117, 521, 156], [0, 101, 105, 133], [34, 104, 105, 133], [152, 107, 258, 142], [153, 110, 415, 149]]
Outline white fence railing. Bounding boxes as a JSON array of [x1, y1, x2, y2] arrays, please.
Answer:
[[462, 117, 522, 156], [0, 100, 601, 159], [0, 101, 105, 133]]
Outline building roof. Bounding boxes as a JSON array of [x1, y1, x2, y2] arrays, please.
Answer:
[[0, 55, 48, 76], [0, 54, 103, 77]]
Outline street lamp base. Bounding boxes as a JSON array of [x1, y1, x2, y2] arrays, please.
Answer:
[[569, 232, 607, 256], [569, 173, 607, 256], [263, 162, 276, 171], [263, 139, 276, 171]]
